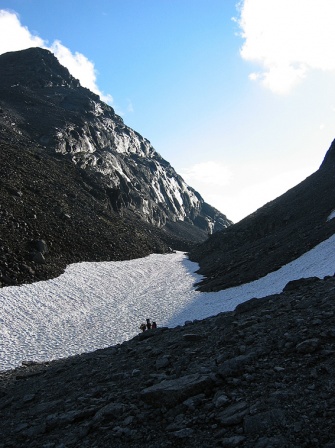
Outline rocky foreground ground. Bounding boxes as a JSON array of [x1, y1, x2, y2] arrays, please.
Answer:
[[1, 275, 335, 447]]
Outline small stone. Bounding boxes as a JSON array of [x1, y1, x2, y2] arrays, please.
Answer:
[[296, 338, 320, 354], [23, 394, 35, 403], [35, 239, 48, 254], [32, 251, 45, 264], [238, 345, 246, 354], [183, 333, 205, 342], [156, 356, 170, 369], [140, 374, 213, 407], [214, 394, 230, 408], [123, 416, 134, 426], [217, 401, 248, 426], [171, 428, 194, 438], [14, 423, 29, 433], [220, 436, 246, 447], [244, 409, 286, 434]]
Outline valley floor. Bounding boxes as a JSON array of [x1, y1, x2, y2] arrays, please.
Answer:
[[1, 234, 335, 371]]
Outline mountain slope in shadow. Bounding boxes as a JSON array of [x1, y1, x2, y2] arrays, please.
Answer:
[[190, 140, 335, 291]]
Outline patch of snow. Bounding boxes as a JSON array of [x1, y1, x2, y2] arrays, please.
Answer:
[[1, 234, 334, 372], [327, 210, 335, 221]]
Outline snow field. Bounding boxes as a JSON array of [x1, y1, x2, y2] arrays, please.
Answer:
[[0, 233, 334, 371], [328, 209, 335, 221]]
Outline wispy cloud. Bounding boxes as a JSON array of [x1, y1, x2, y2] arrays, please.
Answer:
[[126, 99, 134, 113], [180, 161, 233, 188], [0, 10, 113, 104], [237, 0, 335, 94], [180, 158, 313, 223]]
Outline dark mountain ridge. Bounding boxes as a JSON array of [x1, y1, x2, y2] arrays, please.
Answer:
[[190, 140, 335, 291], [0, 47, 231, 287]]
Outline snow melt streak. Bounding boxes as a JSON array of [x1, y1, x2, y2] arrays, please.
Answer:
[[1, 234, 335, 371]]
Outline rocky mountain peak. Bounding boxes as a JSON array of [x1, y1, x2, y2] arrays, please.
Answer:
[[0, 47, 232, 287], [320, 138, 335, 170], [0, 47, 231, 236], [0, 47, 80, 90]]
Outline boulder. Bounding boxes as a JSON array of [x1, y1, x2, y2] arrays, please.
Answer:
[[140, 374, 213, 407]]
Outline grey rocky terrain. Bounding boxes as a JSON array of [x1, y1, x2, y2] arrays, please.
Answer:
[[1, 275, 335, 447]]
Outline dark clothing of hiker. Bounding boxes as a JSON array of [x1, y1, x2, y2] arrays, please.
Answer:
[[140, 323, 146, 332], [146, 319, 152, 330], [152, 321, 157, 329]]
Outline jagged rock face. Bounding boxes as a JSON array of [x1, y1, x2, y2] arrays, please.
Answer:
[[0, 47, 231, 233]]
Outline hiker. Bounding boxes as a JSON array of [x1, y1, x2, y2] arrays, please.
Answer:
[[146, 318, 152, 330], [139, 323, 146, 332], [152, 321, 157, 329]]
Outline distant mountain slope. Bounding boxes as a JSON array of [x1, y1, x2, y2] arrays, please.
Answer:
[[0, 47, 232, 287], [0, 48, 231, 234], [190, 140, 335, 291]]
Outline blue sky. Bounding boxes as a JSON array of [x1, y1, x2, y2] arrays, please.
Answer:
[[1, 0, 335, 222]]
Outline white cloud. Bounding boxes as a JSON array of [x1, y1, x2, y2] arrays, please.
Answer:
[[180, 158, 314, 223], [127, 99, 134, 113], [238, 0, 335, 94], [0, 9, 44, 53], [0, 10, 113, 104], [180, 161, 233, 188], [49, 40, 113, 103]]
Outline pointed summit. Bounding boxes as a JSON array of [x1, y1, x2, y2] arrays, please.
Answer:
[[320, 138, 335, 170], [0, 47, 80, 90]]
